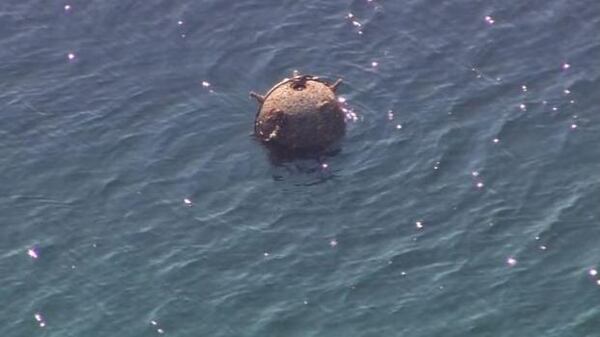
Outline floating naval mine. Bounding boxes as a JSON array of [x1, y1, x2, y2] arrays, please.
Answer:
[[250, 74, 345, 152]]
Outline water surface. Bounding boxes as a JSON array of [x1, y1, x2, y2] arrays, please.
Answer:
[[1, 0, 600, 336]]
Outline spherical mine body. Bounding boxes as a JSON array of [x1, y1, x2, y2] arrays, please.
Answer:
[[252, 75, 345, 151]]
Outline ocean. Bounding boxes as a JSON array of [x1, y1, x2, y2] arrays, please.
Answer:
[[1, 0, 600, 336]]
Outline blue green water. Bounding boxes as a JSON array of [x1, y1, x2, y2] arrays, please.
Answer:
[[2, 0, 600, 336]]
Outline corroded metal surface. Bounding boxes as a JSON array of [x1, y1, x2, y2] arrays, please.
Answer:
[[251, 75, 345, 151]]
